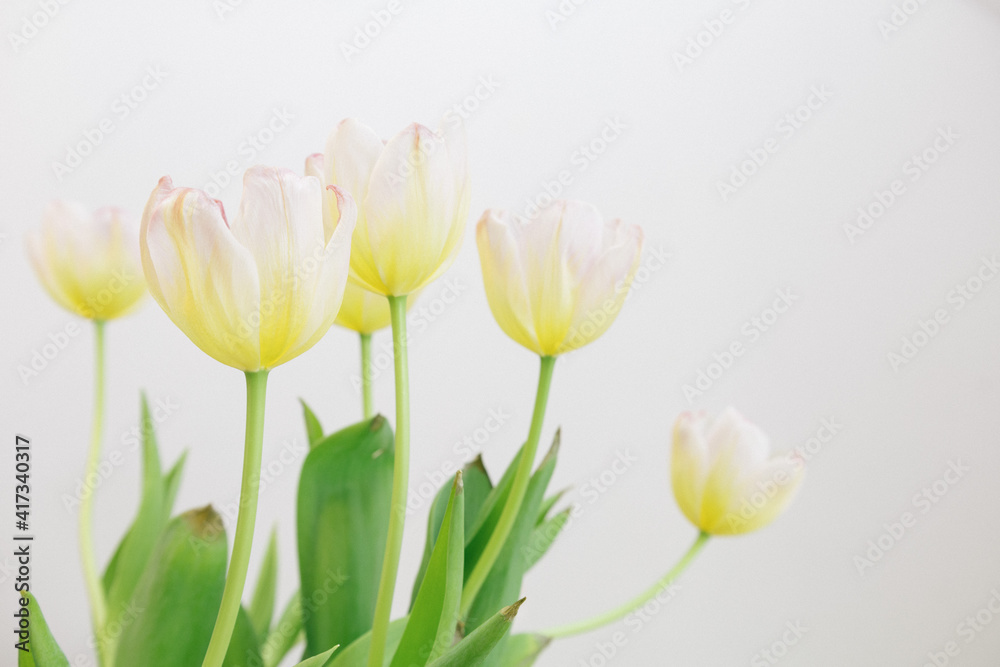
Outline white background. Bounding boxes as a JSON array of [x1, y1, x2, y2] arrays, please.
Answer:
[[2, 1, 1000, 665]]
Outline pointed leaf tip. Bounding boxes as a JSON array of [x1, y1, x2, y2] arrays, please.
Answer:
[[503, 597, 526, 621]]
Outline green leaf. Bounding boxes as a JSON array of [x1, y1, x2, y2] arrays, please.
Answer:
[[292, 645, 339, 667], [464, 445, 525, 573], [162, 451, 188, 520], [536, 487, 567, 526], [426, 599, 523, 667], [298, 416, 394, 657], [17, 592, 69, 667], [105, 394, 166, 630], [250, 527, 279, 639], [115, 506, 228, 667], [223, 606, 263, 667], [524, 507, 570, 571], [301, 399, 324, 448], [262, 592, 303, 667], [327, 617, 408, 667], [465, 436, 559, 632], [490, 633, 551, 666], [391, 473, 465, 666], [410, 457, 491, 609]]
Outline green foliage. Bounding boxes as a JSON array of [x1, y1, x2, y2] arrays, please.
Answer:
[[249, 527, 280, 639], [222, 606, 263, 667], [426, 600, 523, 667], [297, 415, 394, 657], [391, 473, 465, 666], [17, 592, 69, 667]]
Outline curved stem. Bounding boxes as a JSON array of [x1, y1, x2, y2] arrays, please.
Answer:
[[360, 332, 374, 420], [460, 355, 556, 616], [368, 295, 410, 667], [202, 370, 269, 667], [544, 532, 710, 639], [80, 320, 109, 667]]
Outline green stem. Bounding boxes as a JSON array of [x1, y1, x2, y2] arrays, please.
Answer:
[[460, 355, 556, 616], [80, 320, 109, 667], [367, 295, 410, 667], [202, 369, 269, 667], [544, 532, 710, 639], [360, 332, 374, 420]]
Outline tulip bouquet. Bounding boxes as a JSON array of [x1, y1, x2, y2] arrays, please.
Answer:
[[22, 119, 803, 667]]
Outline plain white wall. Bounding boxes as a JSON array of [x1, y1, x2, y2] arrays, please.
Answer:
[[3, 1, 1000, 665]]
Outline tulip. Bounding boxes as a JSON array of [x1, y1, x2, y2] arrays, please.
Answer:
[[27, 202, 147, 665], [27, 202, 146, 320], [140, 165, 356, 667], [476, 200, 643, 356], [461, 201, 643, 615], [312, 119, 470, 297], [672, 408, 804, 536], [140, 166, 355, 371], [310, 120, 468, 667]]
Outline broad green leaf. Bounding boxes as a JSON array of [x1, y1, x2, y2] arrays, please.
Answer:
[[524, 508, 570, 570], [410, 457, 491, 608], [426, 600, 523, 667], [292, 645, 339, 667], [250, 527, 279, 639], [115, 506, 228, 667], [464, 445, 526, 572], [391, 473, 465, 666], [491, 633, 551, 666], [17, 592, 69, 667], [223, 606, 263, 667], [106, 395, 165, 630], [327, 617, 408, 667], [298, 416, 393, 657], [301, 399, 324, 448], [262, 592, 303, 667], [465, 437, 559, 632]]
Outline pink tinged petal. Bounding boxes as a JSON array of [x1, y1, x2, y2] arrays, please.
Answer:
[[476, 210, 540, 353], [561, 218, 643, 354], [364, 122, 466, 295], [715, 455, 805, 535], [140, 177, 262, 371]]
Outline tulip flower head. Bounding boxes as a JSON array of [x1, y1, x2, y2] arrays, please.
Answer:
[[308, 118, 470, 297], [139, 166, 356, 371], [334, 279, 394, 334], [476, 201, 643, 356], [27, 202, 146, 320], [672, 408, 804, 536]]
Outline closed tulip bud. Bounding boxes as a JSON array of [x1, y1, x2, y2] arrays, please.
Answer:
[[27, 202, 146, 320], [139, 166, 356, 371], [672, 408, 804, 536], [334, 279, 393, 334], [476, 201, 643, 356], [310, 118, 470, 297]]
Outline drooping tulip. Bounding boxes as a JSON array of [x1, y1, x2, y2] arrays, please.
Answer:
[[310, 118, 470, 297], [139, 166, 356, 371], [476, 200, 643, 356], [671, 408, 804, 536], [27, 202, 146, 320]]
